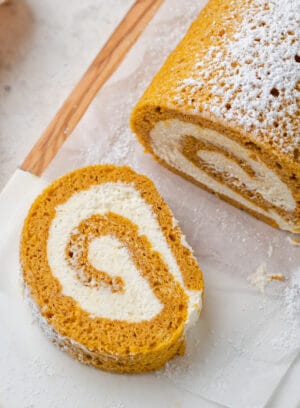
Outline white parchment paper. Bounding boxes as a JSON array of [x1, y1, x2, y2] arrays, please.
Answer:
[[1, 1, 300, 407]]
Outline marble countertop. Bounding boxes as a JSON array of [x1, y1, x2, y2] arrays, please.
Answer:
[[0, 0, 133, 190]]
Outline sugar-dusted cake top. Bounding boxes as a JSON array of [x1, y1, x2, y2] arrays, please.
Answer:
[[168, 0, 300, 159]]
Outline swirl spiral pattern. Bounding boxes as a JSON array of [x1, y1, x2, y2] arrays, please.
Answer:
[[21, 165, 203, 373], [148, 119, 299, 232], [131, 0, 300, 233]]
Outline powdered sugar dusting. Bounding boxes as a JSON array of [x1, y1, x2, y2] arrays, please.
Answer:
[[156, 268, 300, 395], [8, 0, 299, 406], [175, 0, 300, 156], [271, 271, 300, 350]]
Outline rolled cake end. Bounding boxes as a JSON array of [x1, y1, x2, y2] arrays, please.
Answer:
[[131, 0, 300, 233]]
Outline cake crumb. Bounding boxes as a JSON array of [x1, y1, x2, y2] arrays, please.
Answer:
[[287, 236, 300, 246], [267, 244, 273, 258], [248, 264, 286, 293], [268, 274, 285, 282], [247, 263, 268, 293]]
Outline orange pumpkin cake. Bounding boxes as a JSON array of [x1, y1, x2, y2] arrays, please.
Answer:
[[20, 165, 203, 373], [131, 0, 300, 232]]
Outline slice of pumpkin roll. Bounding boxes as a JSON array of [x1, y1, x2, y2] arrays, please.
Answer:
[[131, 0, 300, 233], [20, 165, 203, 373]]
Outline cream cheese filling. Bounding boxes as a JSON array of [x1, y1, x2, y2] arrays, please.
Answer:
[[47, 182, 201, 324], [150, 119, 296, 231]]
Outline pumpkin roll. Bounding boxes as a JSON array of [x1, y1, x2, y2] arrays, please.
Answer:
[[131, 0, 300, 232], [20, 165, 203, 373]]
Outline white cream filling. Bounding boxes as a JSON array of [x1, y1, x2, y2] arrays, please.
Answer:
[[150, 119, 296, 231], [87, 235, 162, 321], [47, 182, 201, 324]]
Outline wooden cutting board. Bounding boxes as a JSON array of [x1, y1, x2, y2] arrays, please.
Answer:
[[21, 0, 163, 177]]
